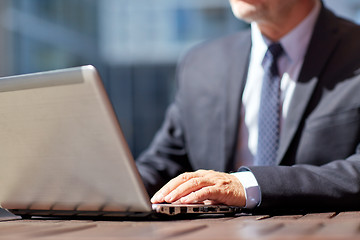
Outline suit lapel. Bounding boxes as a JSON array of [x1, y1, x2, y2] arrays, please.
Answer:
[[222, 31, 251, 171], [277, 7, 341, 163]]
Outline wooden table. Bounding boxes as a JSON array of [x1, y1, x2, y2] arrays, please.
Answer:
[[1, 211, 360, 239]]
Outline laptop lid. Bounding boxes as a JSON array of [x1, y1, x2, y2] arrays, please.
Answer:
[[0, 66, 153, 216]]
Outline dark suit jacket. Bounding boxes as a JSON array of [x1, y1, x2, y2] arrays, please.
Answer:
[[136, 6, 360, 212]]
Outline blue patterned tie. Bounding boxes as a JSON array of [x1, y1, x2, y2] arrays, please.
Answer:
[[255, 43, 284, 166]]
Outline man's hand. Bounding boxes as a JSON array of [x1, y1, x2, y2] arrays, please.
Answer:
[[150, 169, 246, 207]]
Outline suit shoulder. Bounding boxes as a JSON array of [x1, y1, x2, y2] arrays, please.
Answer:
[[322, 7, 360, 41], [179, 29, 251, 64]]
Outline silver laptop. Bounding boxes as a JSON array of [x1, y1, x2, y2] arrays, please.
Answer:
[[0, 66, 241, 218]]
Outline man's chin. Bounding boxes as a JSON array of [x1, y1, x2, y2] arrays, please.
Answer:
[[230, 1, 263, 22]]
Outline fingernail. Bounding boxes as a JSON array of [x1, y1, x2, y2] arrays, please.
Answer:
[[164, 194, 173, 202], [181, 196, 198, 204], [151, 193, 163, 203]]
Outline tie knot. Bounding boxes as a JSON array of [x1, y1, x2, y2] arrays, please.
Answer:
[[267, 43, 283, 60]]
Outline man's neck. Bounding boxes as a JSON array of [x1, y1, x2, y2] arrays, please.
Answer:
[[257, 0, 317, 42]]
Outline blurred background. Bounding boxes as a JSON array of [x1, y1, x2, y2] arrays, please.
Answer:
[[0, 0, 359, 158]]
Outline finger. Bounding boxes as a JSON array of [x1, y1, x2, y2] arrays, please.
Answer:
[[179, 186, 217, 204], [180, 181, 246, 206], [151, 172, 200, 203], [163, 177, 214, 203], [203, 199, 221, 205]]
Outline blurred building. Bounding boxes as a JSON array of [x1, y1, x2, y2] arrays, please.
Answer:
[[0, 0, 246, 157], [324, 0, 360, 23], [0, 0, 359, 157]]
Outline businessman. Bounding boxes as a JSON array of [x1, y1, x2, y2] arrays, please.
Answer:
[[136, 0, 360, 211]]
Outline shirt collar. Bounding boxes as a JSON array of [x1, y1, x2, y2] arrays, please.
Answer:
[[251, 0, 321, 64]]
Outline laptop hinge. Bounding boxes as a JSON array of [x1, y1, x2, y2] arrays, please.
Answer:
[[0, 208, 22, 221]]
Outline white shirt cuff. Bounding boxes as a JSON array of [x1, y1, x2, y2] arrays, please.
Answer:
[[231, 171, 261, 209]]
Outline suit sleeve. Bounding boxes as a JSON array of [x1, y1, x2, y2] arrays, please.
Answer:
[[245, 151, 360, 212], [135, 59, 193, 197]]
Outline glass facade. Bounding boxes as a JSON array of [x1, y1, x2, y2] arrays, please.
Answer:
[[8, 0, 99, 74], [323, 0, 360, 24], [0, 0, 246, 157], [98, 0, 246, 64]]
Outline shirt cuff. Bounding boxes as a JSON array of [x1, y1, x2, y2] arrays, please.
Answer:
[[231, 171, 261, 209]]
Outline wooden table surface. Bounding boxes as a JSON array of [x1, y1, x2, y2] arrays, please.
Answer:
[[1, 211, 360, 239]]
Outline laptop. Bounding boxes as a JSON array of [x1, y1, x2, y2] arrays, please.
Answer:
[[0, 66, 242, 219]]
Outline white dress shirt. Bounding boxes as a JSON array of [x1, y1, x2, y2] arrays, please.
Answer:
[[232, 1, 321, 209]]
